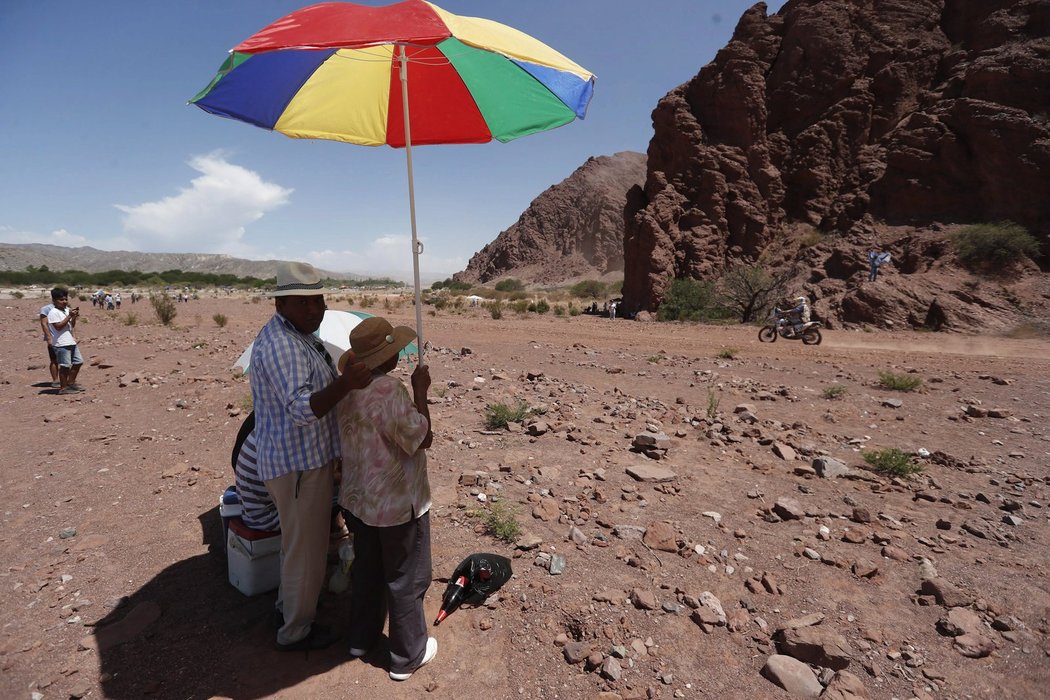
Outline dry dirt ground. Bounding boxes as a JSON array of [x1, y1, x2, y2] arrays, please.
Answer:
[[1, 292, 1048, 700]]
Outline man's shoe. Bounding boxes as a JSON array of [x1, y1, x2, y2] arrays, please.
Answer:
[[389, 637, 437, 681], [274, 623, 339, 652], [68, 384, 85, 392]]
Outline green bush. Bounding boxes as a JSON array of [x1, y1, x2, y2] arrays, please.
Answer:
[[863, 448, 923, 477], [484, 399, 530, 429], [878, 370, 922, 392], [657, 278, 724, 322], [510, 299, 529, 314], [716, 347, 738, 360], [569, 306, 581, 317], [535, 299, 550, 314], [822, 384, 847, 399], [952, 222, 1039, 269], [150, 293, 177, 326], [212, 313, 228, 328], [570, 279, 606, 299], [494, 278, 525, 292], [553, 305, 565, 317], [487, 301, 502, 320], [12, 290, 24, 299], [482, 500, 521, 543]]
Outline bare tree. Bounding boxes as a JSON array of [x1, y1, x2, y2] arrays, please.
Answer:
[[719, 264, 796, 323]]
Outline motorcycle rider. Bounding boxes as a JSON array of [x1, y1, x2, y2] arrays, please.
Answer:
[[786, 296, 810, 337]]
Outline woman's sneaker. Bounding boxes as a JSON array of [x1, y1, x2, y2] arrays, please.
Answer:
[[389, 637, 437, 681]]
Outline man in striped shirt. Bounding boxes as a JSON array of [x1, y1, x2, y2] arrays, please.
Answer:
[[250, 262, 371, 652]]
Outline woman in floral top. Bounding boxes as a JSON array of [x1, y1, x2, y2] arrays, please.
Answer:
[[336, 316, 437, 681]]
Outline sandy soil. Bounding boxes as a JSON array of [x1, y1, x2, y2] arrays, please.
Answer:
[[1, 291, 1048, 700]]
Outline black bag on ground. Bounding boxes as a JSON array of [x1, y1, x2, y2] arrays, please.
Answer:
[[434, 553, 513, 625]]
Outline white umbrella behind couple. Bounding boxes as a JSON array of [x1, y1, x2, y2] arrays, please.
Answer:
[[234, 309, 418, 374]]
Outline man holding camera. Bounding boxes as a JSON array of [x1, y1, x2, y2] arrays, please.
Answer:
[[47, 287, 85, 395]]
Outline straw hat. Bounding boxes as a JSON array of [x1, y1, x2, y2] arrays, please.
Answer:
[[272, 261, 324, 296], [338, 317, 416, 371]]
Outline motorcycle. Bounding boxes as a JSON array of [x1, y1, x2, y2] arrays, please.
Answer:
[[758, 307, 822, 345]]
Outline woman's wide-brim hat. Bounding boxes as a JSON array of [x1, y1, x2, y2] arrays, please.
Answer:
[[272, 261, 325, 297], [338, 316, 416, 371]]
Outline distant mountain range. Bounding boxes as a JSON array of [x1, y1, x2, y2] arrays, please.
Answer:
[[0, 243, 364, 281]]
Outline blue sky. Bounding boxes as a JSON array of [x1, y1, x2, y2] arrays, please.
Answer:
[[0, 0, 786, 282]]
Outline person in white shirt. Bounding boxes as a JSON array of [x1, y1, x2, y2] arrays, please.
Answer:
[[46, 288, 85, 395]]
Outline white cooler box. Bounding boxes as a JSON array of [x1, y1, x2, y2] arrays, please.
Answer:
[[226, 517, 281, 596]]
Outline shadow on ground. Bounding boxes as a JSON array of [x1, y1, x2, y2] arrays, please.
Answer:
[[89, 507, 355, 699]]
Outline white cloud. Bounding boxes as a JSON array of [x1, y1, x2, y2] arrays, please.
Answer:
[[114, 153, 292, 254], [0, 226, 89, 247], [303, 234, 467, 282]]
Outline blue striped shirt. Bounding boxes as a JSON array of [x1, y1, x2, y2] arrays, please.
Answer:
[[249, 313, 340, 482], [234, 431, 281, 531]]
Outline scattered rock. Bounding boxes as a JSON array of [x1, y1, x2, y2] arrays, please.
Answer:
[[821, 670, 872, 699], [773, 497, 805, 521], [937, 608, 984, 637], [642, 521, 678, 552], [760, 654, 823, 698], [954, 633, 996, 658], [813, 457, 851, 478], [776, 625, 853, 670], [625, 464, 676, 483]]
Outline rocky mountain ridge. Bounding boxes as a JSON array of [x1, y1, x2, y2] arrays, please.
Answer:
[[0, 243, 361, 281], [455, 151, 646, 286]]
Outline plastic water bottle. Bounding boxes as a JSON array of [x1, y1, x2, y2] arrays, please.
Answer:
[[327, 540, 355, 593]]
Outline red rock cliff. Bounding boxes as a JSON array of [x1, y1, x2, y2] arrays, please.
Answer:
[[622, 0, 1050, 325]]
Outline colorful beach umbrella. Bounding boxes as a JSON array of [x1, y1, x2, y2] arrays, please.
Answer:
[[191, 0, 595, 362]]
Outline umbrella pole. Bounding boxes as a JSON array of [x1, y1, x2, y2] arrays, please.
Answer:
[[398, 44, 425, 365]]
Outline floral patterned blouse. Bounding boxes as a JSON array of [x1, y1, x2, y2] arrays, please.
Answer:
[[337, 373, 431, 527]]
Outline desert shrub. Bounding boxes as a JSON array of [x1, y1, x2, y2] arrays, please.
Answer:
[[359, 294, 377, 307], [122, 312, 139, 326], [863, 448, 923, 477], [706, 387, 721, 421], [569, 306, 580, 317], [646, 355, 662, 364], [12, 290, 24, 299], [822, 384, 847, 399], [553, 305, 565, 317], [494, 278, 525, 292], [535, 299, 550, 314], [951, 221, 1039, 269], [508, 299, 527, 314], [798, 228, 825, 248], [487, 301, 502, 320], [240, 394, 253, 412], [717, 347, 738, 360], [482, 500, 521, 543], [657, 278, 721, 322], [431, 278, 472, 292], [570, 279, 606, 299], [213, 313, 228, 328], [878, 370, 922, 392], [718, 264, 795, 323], [484, 399, 529, 429], [150, 293, 177, 326]]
